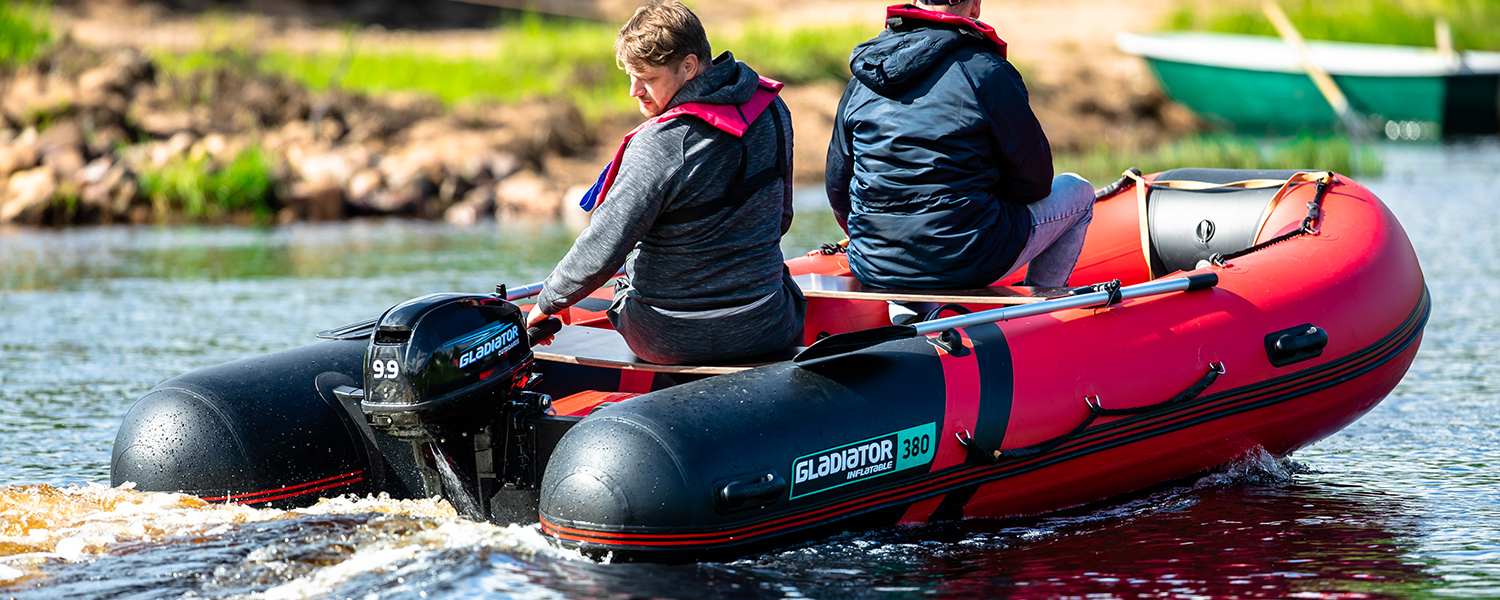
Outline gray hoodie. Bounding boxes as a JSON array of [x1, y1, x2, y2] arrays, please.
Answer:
[[536, 52, 794, 316]]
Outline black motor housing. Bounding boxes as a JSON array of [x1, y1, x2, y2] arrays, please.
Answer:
[[359, 293, 535, 441]]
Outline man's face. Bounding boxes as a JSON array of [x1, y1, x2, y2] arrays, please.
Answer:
[[626, 55, 699, 118]]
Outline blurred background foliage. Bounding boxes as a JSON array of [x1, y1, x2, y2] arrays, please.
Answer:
[[136, 146, 278, 224], [0, 0, 51, 67], [1058, 134, 1382, 185], [1166, 0, 1500, 50], [1, 0, 1404, 223], [154, 12, 874, 121]]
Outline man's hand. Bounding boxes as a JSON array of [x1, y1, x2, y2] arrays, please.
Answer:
[[526, 304, 557, 346]]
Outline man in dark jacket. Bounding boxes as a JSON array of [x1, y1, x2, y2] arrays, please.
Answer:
[[827, 0, 1094, 299], [525, 0, 803, 365]]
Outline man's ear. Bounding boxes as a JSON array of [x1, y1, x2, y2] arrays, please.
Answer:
[[679, 54, 700, 80]]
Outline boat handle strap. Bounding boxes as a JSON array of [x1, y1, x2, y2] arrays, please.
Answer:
[[960, 361, 1225, 464], [1210, 172, 1337, 267]]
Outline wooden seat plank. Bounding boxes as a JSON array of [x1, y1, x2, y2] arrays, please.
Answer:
[[533, 325, 800, 375], [794, 273, 1071, 304]]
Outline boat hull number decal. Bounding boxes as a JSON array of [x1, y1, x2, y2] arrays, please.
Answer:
[[789, 422, 937, 499]]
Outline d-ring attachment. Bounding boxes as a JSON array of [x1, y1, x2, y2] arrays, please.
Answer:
[[1210, 361, 1226, 375], [1083, 394, 1103, 410]]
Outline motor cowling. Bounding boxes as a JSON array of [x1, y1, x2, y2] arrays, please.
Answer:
[[359, 293, 534, 441]]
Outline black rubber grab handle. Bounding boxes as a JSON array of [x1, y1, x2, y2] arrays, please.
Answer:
[[717, 473, 786, 510], [1276, 327, 1327, 354], [527, 317, 562, 347], [1185, 272, 1219, 292], [1094, 167, 1143, 200], [1264, 323, 1328, 367]]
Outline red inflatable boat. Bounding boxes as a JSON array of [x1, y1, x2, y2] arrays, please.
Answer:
[[527, 167, 1427, 558], [112, 167, 1427, 563]]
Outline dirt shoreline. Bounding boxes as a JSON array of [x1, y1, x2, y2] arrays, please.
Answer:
[[0, 0, 1202, 227]]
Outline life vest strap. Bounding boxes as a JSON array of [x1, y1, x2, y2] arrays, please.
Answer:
[[656, 104, 788, 226]]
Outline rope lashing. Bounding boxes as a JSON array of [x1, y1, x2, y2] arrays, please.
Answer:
[[958, 362, 1226, 464], [1209, 172, 1337, 267]]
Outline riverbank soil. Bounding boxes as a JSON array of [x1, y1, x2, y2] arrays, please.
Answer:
[[0, 0, 1202, 226]]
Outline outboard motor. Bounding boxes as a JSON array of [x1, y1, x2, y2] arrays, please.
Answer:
[[344, 291, 561, 521]]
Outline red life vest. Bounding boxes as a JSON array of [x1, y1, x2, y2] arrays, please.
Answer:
[[884, 4, 1008, 59], [578, 76, 785, 212]]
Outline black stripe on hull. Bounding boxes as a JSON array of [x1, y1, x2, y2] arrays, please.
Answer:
[[969, 322, 1014, 455]]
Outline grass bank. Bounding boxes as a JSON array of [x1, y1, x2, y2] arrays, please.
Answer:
[[136, 146, 279, 225], [1165, 0, 1500, 51], [157, 15, 874, 121], [1057, 134, 1382, 186], [0, 0, 50, 67]]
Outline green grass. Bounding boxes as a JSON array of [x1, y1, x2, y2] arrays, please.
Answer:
[[1164, 0, 1500, 51], [261, 15, 630, 117], [136, 145, 277, 224], [727, 21, 873, 84], [154, 14, 875, 121], [0, 0, 50, 67], [1057, 134, 1383, 186]]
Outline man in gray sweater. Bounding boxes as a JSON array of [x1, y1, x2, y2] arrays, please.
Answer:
[[524, 0, 804, 365]]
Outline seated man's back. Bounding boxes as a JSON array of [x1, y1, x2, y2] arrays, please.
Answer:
[[827, 0, 1094, 291]]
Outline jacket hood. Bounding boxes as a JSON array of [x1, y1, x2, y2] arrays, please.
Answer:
[[850, 4, 1008, 94], [667, 51, 760, 110]]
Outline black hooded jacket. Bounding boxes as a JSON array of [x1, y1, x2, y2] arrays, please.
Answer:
[[826, 6, 1054, 289]]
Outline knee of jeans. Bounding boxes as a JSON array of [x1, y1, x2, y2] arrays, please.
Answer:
[[1057, 172, 1091, 186], [1055, 173, 1092, 197]]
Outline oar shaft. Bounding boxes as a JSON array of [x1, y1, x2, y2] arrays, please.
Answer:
[[504, 267, 627, 302], [505, 282, 547, 301], [911, 273, 1218, 335]]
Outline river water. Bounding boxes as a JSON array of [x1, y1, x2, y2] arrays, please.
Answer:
[[1, 140, 1497, 599]]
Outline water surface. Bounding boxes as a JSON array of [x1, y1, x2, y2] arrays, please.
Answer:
[[1, 141, 1497, 599]]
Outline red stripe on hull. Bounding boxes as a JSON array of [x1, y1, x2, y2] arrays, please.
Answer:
[[931, 330, 980, 472], [201, 470, 365, 504]]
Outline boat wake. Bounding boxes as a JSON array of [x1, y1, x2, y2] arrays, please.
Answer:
[[0, 483, 583, 598], [1193, 446, 1310, 489]]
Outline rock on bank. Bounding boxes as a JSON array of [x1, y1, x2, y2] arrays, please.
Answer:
[[0, 39, 596, 227]]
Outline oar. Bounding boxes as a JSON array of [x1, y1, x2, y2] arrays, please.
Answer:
[[1262, 1, 1372, 140], [793, 273, 1220, 364], [501, 266, 627, 302]]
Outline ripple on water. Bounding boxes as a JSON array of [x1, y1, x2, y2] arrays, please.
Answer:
[[0, 484, 581, 599], [1, 141, 1498, 598]]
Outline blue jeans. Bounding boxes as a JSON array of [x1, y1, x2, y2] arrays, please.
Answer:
[[888, 173, 1095, 323], [1007, 173, 1095, 287]]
